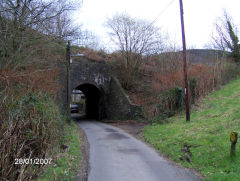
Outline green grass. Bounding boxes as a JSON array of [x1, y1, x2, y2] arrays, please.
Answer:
[[36, 121, 83, 181], [143, 78, 240, 181]]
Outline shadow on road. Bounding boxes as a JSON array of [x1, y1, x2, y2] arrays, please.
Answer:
[[71, 113, 87, 121]]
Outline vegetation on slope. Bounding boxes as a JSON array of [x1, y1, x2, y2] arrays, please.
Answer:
[[37, 121, 84, 181], [127, 51, 238, 120], [0, 1, 88, 179], [0, 69, 84, 180], [143, 77, 240, 180]]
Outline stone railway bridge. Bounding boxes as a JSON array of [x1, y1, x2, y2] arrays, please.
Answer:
[[58, 58, 142, 120]]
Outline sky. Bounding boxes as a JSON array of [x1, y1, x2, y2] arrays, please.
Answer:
[[73, 0, 240, 51]]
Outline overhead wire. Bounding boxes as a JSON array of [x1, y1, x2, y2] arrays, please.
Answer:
[[149, 0, 176, 26]]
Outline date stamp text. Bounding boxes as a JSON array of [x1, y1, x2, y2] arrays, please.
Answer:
[[14, 158, 52, 165]]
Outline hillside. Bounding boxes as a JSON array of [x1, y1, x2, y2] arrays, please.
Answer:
[[143, 77, 240, 180], [157, 49, 227, 64], [125, 48, 236, 120], [186, 49, 228, 64]]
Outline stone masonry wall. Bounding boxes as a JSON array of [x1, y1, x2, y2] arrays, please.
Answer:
[[57, 60, 142, 120], [70, 61, 111, 93], [106, 77, 143, 120]]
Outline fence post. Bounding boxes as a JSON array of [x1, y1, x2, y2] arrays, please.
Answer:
[[230, 131, 238, 157]]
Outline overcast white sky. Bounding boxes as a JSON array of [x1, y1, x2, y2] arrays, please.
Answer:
[[73, 0, 240, 51]]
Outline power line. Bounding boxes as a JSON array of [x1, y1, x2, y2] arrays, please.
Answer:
[[150, 0, 176, 25]]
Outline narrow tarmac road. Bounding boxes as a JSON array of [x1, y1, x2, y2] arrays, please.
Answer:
[[78, 120, 201, 181]]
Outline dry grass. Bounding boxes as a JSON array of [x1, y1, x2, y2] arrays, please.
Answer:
[[0, 67, 60, 95], [77, 47, 107, 63], [130, 53, 238, 119]]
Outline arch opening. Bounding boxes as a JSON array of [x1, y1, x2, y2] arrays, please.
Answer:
[[71, 83, 106, 120]]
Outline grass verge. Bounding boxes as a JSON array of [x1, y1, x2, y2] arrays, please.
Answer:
[[143, 78, 240, 181], [37, 120, 85, 181]]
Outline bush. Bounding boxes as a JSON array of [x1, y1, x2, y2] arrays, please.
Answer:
[[151, 111, 174, 125], [189, 77, 197, 103], [221, 63, 240, 84], [149, 87, 182, 123], [0, 87, 63, 180], [163, 87, 183, 111]]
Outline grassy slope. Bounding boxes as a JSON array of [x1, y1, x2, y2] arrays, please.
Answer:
[[143, 78, 240, 181], [37, 121, 83, 181]]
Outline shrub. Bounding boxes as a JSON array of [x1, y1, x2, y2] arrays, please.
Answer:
[[150, 103, 175, 124], [163, 87, 183, 111], [221, 63, 240, 83], [0, 81, 63, 180], [189, 77, 197, 103]]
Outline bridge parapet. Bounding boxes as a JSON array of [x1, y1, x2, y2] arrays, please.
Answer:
[[70, 61, 111, 93]]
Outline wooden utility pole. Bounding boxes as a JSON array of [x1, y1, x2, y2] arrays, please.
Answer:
[[66, 41, 71, 117], [179, 0, 190, 121]]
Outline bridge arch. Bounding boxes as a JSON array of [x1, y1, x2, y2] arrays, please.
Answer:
[[73, 82, 106, 120]]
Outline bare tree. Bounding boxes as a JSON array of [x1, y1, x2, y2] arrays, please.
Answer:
[[212, 12, 240, 63], [106, 13, 164, 89], [0, 0, 81, 68]]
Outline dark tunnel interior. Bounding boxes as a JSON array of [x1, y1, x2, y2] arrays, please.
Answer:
[[75, 83, 101, 119]]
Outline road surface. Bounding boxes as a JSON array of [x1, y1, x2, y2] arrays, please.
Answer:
[[78, 120, 201, 181]]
